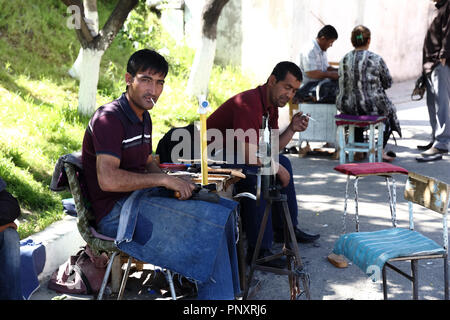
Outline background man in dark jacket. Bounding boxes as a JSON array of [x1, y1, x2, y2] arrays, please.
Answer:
[[417, 0, 450, 161]]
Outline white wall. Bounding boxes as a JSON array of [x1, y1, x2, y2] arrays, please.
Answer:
[[162, 0, 435, 83], [216, 0, 435, 83]]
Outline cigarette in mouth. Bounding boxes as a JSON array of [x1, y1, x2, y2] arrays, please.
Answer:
[[151, 98, 156, 106]]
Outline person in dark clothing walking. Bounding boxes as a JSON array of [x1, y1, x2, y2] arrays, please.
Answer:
[[416, 0, 450, 162]]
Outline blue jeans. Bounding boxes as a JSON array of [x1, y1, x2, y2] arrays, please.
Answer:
[[0, 227, 22, 300], [426, 64, 450, 150], [98, 189, 240, 300], [229, 154, 299, 249]]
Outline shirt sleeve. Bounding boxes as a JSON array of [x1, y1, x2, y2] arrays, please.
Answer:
[[378, 57, 393, 90], [90, 114, 124, 160]]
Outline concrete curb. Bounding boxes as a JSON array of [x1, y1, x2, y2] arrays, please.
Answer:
[[26, 215, 86, 282]]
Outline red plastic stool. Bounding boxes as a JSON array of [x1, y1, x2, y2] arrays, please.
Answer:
[[334, 162, 408, 233]]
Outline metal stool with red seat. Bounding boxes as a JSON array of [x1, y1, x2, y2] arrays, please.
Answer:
[[333, 162, 409, 233]]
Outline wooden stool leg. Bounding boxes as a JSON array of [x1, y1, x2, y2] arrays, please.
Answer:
[[377, 122, 384, 162], [338, 125, 346, 164], [369, 124, 375, 162], [348, 125, 355, 162]]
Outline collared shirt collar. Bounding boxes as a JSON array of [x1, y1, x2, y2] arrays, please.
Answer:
[[313, 39, 324, 53], [259, 83, 271, 114], [118, 92, 149, 124]]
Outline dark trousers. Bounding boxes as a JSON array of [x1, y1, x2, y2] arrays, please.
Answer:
[[233, 154, 299, 250], [0, 190, 22, 300]]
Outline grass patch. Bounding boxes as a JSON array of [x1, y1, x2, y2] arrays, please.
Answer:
[[0, 0, 256, 239]]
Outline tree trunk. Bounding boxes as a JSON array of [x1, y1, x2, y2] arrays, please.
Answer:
[[78, 48, 104, 116], [186, 0, 229, 99], [68, 0, 99, 80], [62, 0, 138, 116]]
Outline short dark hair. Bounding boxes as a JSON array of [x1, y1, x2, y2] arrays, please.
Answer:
[[317, 25, 338, 40], [271, 61, 303, 82], [351, 25, 371, 47], [126, 49, 169, 77]]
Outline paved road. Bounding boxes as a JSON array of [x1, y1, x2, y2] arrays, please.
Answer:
[[31, 79, 449, 301]]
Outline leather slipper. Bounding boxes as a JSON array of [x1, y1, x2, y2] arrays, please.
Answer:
[[386, 151, 396, 158], [416, 154, 443, 162]]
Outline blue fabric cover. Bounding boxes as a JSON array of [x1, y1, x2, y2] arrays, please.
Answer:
[[115, 187, 238, 283], [20, 239, 46, 299], [333, 228, 445, 281]]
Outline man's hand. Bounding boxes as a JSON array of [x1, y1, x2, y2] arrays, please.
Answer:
[[0, 222, 17, 233], [290, 111, 309, 132], [97, 154, 195, 197], [165, 176, 196, 200]]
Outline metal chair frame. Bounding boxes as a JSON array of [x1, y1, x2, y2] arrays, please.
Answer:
[[340, 171, 449, 299], [63, 162, 177, 300]]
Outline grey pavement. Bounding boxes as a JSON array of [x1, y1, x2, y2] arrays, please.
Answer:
[[30, 78, 449, 300]]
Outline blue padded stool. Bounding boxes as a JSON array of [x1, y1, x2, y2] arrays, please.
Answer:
[[335, 114, 386, 164]]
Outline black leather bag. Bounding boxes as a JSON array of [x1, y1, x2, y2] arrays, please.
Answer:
[[411, 73, 427, 101]]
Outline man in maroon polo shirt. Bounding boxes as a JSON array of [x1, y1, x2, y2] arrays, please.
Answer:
[[207, 61, 320, 268], [82, 49, 195, 226]]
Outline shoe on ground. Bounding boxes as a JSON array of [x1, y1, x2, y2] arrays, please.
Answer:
[[273, 227, 320, 244], [382, 151, 394, 163], [416, 154, 443, 162], [288, 146, 299, 154], [417, 141, 434, 151], [420, 147, 448, 157], [246, 247, 287, 269], [385, 150, 396, 158]]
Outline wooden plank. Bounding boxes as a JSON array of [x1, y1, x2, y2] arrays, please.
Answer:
[[404, 172, 450, 214]]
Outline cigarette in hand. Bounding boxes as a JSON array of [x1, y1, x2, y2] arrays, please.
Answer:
[[302, 114, 317, 122]]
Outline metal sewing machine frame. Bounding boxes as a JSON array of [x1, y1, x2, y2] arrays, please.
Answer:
[[242, 115, 311, 300]]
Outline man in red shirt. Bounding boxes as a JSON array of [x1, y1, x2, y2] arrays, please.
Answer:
[[207, 62, 320, 268]]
